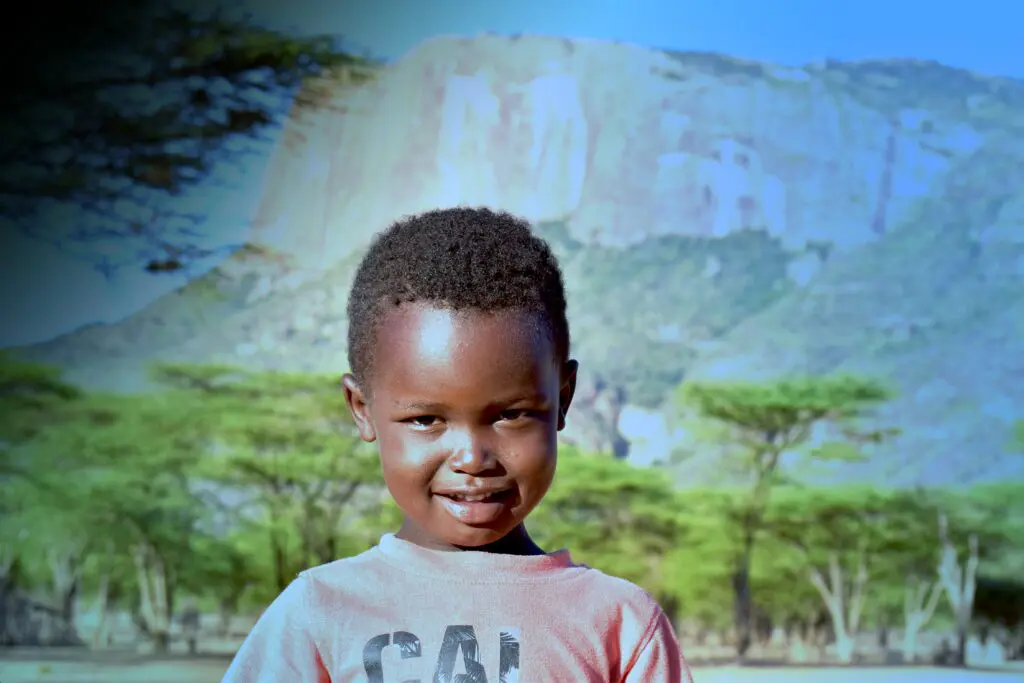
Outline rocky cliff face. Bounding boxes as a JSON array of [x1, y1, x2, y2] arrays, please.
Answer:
[[15, 35, 1024, 485], [251, 35, 1006, 276]]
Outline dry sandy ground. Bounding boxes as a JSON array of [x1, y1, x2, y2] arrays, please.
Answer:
[[1, 656, 1023, 683]]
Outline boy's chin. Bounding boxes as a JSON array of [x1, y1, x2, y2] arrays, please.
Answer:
[[407, 515, 520, 551], [437, 521, 515, 549]]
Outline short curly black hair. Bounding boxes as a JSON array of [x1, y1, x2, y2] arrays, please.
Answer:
[[346, 207, 570, 383]]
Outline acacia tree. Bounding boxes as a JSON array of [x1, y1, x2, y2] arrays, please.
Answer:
[[835, 488, 954, 663], [663, 489, 742, 642], [764, 486, 921, 664], [677, 375, 894, 660], [749, 532, 833, 660], [4, 4, 376, 274], [913, 486, 1019, 666], [0, 477, 96, 646], [150, 363, 382, 593], [22, 390, 216, 652], [0, 356, 83, 645], [968, 483, 1024, 658], [876, 490, 952, 664]]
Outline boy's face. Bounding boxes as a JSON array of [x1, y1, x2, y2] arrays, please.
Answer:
[[343, 302, 577, 550]]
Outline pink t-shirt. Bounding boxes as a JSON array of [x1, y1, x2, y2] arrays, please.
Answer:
[[222, 533, 693, 682]]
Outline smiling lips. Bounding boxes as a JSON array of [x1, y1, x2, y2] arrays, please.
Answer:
[[434, 487, 514, 525]]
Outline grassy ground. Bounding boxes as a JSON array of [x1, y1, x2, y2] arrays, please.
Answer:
[[1, 651, 1022, 683]]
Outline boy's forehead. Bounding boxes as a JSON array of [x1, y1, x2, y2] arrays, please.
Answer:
[[369, 303, 559, 394], [379, 302, 547, 345]]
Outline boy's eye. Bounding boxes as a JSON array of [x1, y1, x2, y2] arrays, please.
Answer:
[[498, 409, 532, 423], [407, 416, 440, 429]]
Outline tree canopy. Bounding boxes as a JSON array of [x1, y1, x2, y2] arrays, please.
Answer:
[[3, 3, 377, 274], [675, 374, 896, 659]]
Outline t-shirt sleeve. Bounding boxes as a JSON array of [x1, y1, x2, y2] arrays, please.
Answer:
[[623, 608, 693, 683], [221, 576, 330, 683]]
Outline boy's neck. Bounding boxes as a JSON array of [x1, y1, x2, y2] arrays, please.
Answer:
[[395, 521, 546, 556]]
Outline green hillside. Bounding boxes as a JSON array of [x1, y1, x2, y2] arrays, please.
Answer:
[[534, 221, 795, 408], [688, 140, 1024, 484]]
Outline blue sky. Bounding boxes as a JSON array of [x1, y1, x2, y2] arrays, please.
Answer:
[[252, 0, 1023, 77], [3, 0, 1021, 347]]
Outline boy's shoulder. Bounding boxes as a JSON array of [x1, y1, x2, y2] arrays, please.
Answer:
[[568, 563, 668, 630], [296, 543, 384, 586]]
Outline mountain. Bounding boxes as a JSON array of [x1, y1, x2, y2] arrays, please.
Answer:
[[688, 139, 1024, 485], [13, 35, 1024, 485]]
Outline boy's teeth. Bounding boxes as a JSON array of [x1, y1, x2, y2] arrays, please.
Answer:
[[452, 493, 494, 502]]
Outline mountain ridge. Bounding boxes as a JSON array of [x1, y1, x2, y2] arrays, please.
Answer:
[[11, 35, 1024, 485]]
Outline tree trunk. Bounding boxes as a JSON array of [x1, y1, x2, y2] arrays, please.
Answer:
[[91, 574, 111, 650], [808, 550, 868, 665], [834, 632, 856, 665], [754, 609, 773, 648], [902, 629, 919, 664], [936, 514, 978, 668], [955, 623, 969, 667], [180, 603, 200, 656], [322, 533, 338, 565], [0, 565, 16, 646], [731, 442, 784, 663], [788, 631, 809, 663], [902, 578, 942, 664], [59, 578, 79, 643], [732, 551, 753, 661], [1009, 623, 1024, 661], [48, 547, 82, 645], [152, 629, 170, 653], [217, 599, 234, 638], [271, 530, 288, 593], [134, 542, 173, 653]]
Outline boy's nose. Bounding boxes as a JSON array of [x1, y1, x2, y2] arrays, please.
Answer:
[[444, 431, 498, 474]]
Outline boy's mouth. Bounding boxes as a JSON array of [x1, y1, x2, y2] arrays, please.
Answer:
[[439, 490, 509, 503], [434, 488, 514, 525]]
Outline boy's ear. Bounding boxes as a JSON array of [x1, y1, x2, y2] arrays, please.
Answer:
[[557, 359, 579, 432], [341, 374, 377, 443]]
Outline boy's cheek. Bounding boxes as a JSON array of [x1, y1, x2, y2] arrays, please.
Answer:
[[377, 432, 434, 471]]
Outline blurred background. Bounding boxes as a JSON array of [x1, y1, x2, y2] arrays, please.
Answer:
[[1, 1, 1022, 681]]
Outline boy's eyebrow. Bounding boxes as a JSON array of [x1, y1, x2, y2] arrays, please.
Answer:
[[393, 395, 551, 412], [495, 394, 552, 407], [394, 401, 445, 412]]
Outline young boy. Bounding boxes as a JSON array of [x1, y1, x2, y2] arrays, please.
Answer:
[[221, 207, 692, 682]]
